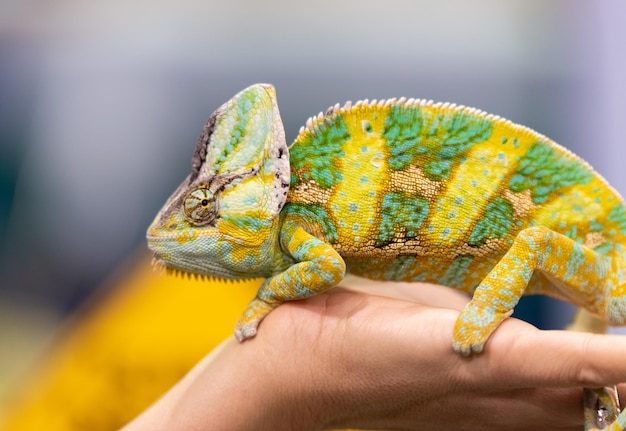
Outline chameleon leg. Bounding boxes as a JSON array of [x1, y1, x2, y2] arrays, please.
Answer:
[[566, 310, 622, 430], [453, 226, 614, 355], [234, 222, 346, 341], [584, 386, 621, 430], [595, 409, 626, 431]]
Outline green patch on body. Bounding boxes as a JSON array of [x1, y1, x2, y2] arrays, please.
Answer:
[[593, 241, 614, 255], [565, 243, 587, 281], [424, 160, 452, 180], [283, 202, 338, 242], [383, 255, 418, 280], [608, 204, 626, 235], [222, 215, 272, 232], [290, 115, 351, 189], [563, 225, 579, 241], [508, 141, 593, 204], [376, 192, 429, 247], [589, 219, 603, 232], [439, 255, 474, 287], [216, 238, 262, 271], [468, 197, 514, 246], [382, 105, 493, 180]]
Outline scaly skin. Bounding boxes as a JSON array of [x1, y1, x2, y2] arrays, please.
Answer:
[[147, 84, 626, 430]]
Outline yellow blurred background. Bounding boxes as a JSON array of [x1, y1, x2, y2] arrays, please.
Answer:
[[1, 253, 262, 429]]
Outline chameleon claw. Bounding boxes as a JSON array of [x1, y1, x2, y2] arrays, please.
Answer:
[[234, 297, 280, 342], [471, 343, 484, 354], [452, 341, 471, 356], [452, 340, 485, 356], [452, 302, 514, 356], [234, 323, 258, 342]]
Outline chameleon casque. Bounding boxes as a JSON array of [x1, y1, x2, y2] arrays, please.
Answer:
[[147, 84, 626, 429]]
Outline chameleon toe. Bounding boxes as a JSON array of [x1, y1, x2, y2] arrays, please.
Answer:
[[234, 324, 258, 342]]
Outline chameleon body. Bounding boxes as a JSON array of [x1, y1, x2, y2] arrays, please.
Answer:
[[147, 84, 626, 429]]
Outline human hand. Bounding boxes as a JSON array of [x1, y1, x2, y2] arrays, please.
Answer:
[[123, 281, 626, 431]]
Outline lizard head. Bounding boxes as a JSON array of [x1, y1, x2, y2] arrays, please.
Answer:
[[146, 84, 290, 280]]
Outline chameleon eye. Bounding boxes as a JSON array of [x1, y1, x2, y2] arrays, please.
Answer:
[[183, 186, 218, 226]]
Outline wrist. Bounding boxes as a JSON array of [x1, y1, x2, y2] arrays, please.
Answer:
[[248, 329, 331, 430]]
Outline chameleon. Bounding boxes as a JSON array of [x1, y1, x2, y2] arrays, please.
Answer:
[[147, 83, 626, 429]]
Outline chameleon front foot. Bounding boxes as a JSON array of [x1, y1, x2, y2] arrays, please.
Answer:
[[452, 302, 513, 356], [234, 297, 279, 342]]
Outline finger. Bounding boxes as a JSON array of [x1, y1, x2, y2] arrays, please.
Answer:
[[450, 387, 583, 430], [477, 318, 626, 389], [270, 293, 589, 431], [366, 387, 584, 431], [275, 290, 626, 392]]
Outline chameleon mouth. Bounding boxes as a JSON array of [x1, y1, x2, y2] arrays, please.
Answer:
[[150, 256, 178, 277], [150, 256, 241, 283], [150, 256, 186, 278]]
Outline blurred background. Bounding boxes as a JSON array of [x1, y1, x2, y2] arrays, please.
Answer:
[[0, 0, 624, 419]]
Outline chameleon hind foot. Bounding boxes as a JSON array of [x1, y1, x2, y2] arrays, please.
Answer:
[[452, 301, 513, 356], [584, 386, 621, 430], [234, 297, 279, 342]]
